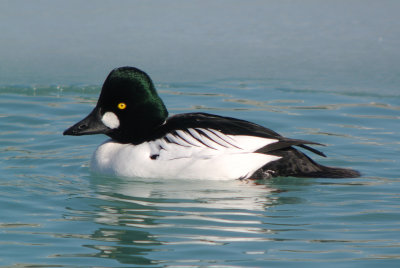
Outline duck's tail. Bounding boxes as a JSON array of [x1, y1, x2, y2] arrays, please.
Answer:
[[303, 164, 360, 178], [254, 147, 360, 179]]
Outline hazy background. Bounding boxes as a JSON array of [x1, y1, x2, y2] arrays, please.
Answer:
[[1, 2, 400, 266], [1, 0, 399, 92]]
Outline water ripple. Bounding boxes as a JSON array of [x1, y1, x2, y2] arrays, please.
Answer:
[[1, 84, 399, 267]]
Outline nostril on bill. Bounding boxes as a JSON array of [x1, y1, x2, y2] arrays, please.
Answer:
[[78, 124, 87, 130]]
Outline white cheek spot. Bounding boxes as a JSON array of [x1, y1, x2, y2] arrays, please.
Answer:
[[101, 112, 120, 129]]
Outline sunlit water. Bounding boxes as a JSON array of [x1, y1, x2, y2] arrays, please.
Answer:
[[0, 80, 399, 267]]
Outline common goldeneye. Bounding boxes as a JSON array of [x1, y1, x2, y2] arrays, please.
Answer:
[[63, 66, 360, 180]]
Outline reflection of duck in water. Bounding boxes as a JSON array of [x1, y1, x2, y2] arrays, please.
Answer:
[[64, 66, 360, 180], [92, 176, 280, 211], [86, 176, 283, 265]]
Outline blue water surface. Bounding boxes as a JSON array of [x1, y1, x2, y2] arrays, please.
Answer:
[[1, 0, 400, 267], [0, 79, 399, 267]]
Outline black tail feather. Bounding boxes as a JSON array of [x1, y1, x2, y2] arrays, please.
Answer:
[[297, 144, 326, 157], [253, 147, 360, 179], [299, 165, 361, 178]]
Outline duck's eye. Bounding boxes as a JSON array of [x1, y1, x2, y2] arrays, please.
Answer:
[[117, 102, 127, 110]]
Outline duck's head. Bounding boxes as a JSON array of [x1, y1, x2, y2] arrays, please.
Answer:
[[63, 66, 168, 144]]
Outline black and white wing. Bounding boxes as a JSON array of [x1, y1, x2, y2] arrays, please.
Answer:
[[150, 112, 326, 157], [145, 112, 359, 179]]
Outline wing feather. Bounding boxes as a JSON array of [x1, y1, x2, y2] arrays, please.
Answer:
[[150, 112, 325, 158], [175, 130, 202, 147], [164, 133, 191, 147], [205, 128, 242, 149], [195, 128, 230, 148], [187, 128, 219, 150]]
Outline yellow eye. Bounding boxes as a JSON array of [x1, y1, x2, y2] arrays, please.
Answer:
[[117, 102, 127, 110]]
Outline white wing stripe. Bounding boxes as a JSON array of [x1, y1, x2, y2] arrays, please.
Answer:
[[205, 128, 242, 149], [175, 129, 203, 147], [155, 128, 278, 156], [165, 133, 191, 147], [195, 128, 233, 148], [187, 128, 219, 150], [206, 128, 236, 142]]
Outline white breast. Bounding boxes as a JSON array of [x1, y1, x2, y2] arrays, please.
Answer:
[[90, 128, 281, 180]]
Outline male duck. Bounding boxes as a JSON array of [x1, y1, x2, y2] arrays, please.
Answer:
[[64, 66, 360, 180]]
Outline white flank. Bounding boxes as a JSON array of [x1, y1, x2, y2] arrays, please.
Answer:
[[90, 128, 282, 180], [101, 112, 120, 129]]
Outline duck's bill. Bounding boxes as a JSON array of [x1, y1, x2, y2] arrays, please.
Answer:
[[63, 108, 110, 136]]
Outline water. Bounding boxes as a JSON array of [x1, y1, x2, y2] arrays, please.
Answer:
[[1, 0, 400, 266], [2, 1, 400, 89], [1, 80, 399, 267]]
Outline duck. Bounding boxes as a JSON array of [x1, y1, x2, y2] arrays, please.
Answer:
[[63, 66, 360, 180]]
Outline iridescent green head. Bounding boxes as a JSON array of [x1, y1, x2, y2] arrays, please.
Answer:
[[64, 66, 168, 144]]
